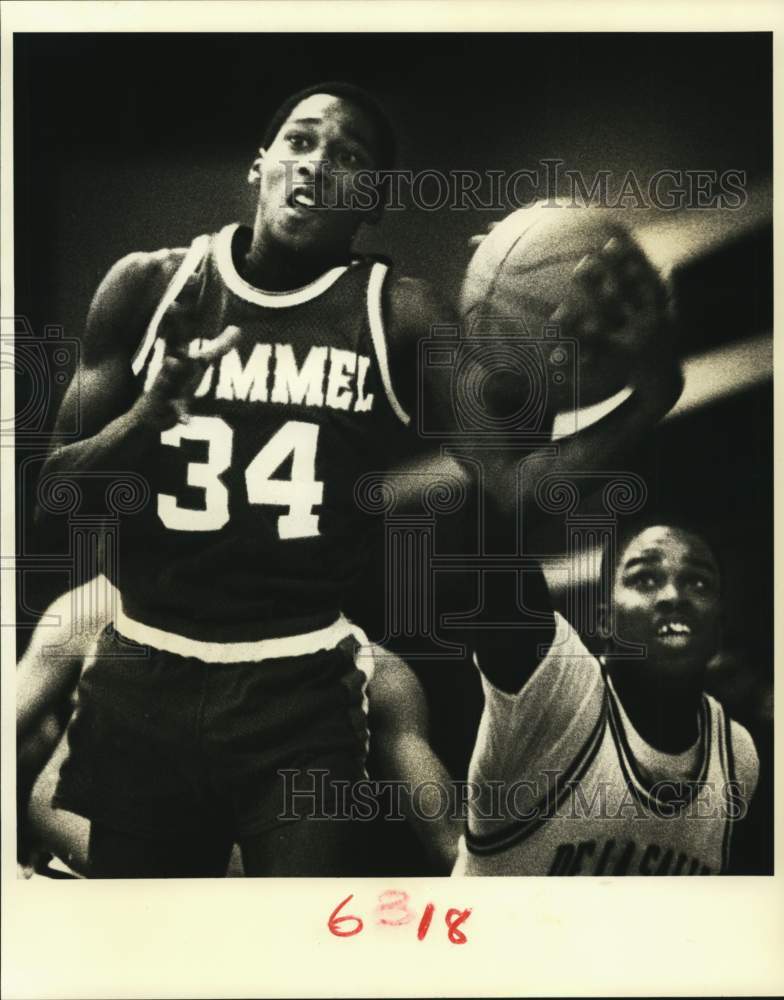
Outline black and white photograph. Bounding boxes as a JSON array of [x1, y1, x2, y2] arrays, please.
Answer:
[[2, 2, 781, 997]]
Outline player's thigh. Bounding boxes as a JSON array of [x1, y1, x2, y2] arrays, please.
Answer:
[[217, 644, 372, 839], [237, 746, 372, 876], [88, 822, 234, 879], [56, 632, 212, 841], [239, 814, 370, 877]]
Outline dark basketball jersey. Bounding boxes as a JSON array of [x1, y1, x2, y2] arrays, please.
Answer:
[[117, 223, 412, 645]]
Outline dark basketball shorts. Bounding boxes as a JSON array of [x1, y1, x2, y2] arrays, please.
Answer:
[[53, 623, 373, 842]]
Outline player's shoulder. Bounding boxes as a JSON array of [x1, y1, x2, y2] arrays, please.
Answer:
[[83, 243, 197, 357], [385, 273, 454, 317], [104, 244, 190, 295], [383, 273, 458, 345], [477, 611, 603, 718]]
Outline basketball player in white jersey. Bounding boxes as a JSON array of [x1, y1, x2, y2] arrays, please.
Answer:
[[451, 522, 759, 875], [33, 80, 678, 876]]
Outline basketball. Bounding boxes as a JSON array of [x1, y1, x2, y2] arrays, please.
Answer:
[[460, 201, 657, 408]]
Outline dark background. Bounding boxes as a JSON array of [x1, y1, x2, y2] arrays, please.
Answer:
[[14, 33, 772, 334], [14, 33, 773, 872]]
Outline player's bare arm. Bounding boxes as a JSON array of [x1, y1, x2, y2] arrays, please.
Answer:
[[17, 578, 111, 738], [38, 252, 168, 479], [368, 648, 461, 872], [17, 583, 106, 877], [382, 236, 683, 516], [36, 252, 240, 514], [381, 235, 684, 697]]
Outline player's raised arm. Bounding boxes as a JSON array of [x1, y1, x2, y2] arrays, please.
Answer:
[[379, 241, 682, 696], [516, 231, 683, 503], [382, 236, 683, 517]]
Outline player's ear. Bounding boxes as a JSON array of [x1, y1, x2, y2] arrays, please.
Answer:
[[247, 148, 265, 186]]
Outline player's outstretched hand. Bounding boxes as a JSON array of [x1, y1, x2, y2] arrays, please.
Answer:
[[552, 230, 668, 352], [466, 219, 683, 418], [575, 235, 684, 413], [132, 273, 242, 430], [553, 229, 683, 412], [467, 220, 668, 349]]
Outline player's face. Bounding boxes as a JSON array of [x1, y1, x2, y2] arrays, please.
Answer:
[[255, 93, 381, 254], [612, 526, 721, 677]]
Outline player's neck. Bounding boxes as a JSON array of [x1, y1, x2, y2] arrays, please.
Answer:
[[241, 225, 351, 292], [607, 662, 704, 753]]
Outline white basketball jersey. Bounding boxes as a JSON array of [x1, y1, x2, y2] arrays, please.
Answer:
[[453, 614, 758, 876]]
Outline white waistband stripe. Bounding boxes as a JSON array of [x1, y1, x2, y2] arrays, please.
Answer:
[[115, 605, 369, 665]]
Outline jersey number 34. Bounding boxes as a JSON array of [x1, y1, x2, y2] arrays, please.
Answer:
[[157, 415, 323, 538]]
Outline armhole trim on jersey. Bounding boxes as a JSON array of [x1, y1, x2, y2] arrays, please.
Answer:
[[606, 680, 711, 814], [718, 703, 738, 873], [130, 234, 210, 376], [366, 261, 411, 427], [464, 687, 608, 856], [723, 705, 738, 787]]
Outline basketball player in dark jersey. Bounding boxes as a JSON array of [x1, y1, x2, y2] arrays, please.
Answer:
[[35, 82, 679, 876]]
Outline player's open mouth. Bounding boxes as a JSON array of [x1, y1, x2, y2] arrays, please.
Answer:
[[287, 187, 319, 211], [655, 620, 693, 646]]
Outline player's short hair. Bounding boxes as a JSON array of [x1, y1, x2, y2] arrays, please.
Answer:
[[261, 81, 397, 171], [600, 516, 724, 592]]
